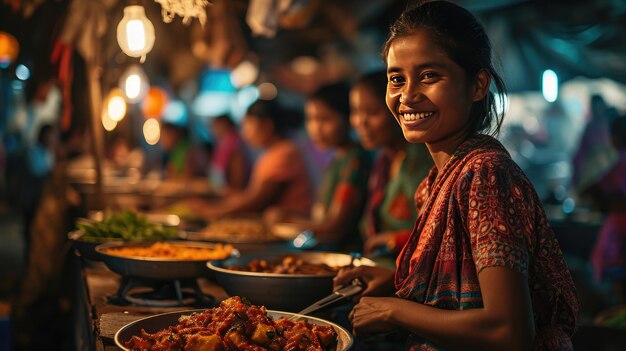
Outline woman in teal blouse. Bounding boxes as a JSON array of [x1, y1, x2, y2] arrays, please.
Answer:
[[266, 82, 371, 250]]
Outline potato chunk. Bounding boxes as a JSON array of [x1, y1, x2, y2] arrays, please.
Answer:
[[251, 323, 274, 345]]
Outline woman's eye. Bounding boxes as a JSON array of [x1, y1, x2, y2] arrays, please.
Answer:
[[421, 72, 439, 81], [389, 75, 405, 84]]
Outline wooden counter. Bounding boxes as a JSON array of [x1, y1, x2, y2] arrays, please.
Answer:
[[74, 257, 228, 351]]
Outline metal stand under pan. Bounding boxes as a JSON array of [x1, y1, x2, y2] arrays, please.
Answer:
[[117, 277, 214, 307]]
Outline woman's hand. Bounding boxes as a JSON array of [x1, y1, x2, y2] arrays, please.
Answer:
[[333, 265, 395, 298], [349, 297, 399, 335]]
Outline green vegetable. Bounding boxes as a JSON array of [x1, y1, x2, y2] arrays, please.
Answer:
[[75, 210, 178, 242]]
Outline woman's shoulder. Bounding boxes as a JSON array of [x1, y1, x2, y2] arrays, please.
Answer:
[[459, 135, 520, 172], [453, 135, 537, 193]]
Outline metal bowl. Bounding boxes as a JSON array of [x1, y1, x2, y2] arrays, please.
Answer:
[[182, 218, 293, 254], [114, 309, 352, 351], [96, 241, 238, 280], [67, 230, 114, 261], [68, 213, 183, 261], [208, 252, 375, 312]]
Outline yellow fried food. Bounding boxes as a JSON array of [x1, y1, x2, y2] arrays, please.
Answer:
[[102, 242, 233, 260]]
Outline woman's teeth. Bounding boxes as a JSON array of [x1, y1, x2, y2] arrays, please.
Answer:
[[402, 112, 434, 121]]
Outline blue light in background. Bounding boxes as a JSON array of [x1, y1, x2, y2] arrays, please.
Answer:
[[192, 92, 232, 117], [162, 100, 188, 127], [542, 69, 558, 102], [15, 64, 30, 80], [562, 197, 575, 214], [230, 85, 259, 121], [199, 69, 236, 93]]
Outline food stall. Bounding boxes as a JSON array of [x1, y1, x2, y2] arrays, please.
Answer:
[[69, 211, 369, 351], [3, 0, 626, 350]]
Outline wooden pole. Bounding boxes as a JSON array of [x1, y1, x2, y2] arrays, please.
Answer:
[[86, 63, 105, 210]]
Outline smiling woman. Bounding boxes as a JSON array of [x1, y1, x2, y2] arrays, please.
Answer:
[[382, 5, 506, 169], [334, 2, 579, 350]]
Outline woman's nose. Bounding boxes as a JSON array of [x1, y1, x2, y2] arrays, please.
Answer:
[[352, 115, 365, 128], [400, 85, 424, 104]]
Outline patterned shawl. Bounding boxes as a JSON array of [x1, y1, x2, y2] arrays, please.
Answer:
[[395, 135, 578, 350]]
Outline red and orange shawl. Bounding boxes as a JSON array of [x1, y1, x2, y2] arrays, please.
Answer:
[[395, 135, 578, 350]]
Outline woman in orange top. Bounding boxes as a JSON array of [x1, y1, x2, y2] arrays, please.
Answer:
[[188, 100, 313, 218]]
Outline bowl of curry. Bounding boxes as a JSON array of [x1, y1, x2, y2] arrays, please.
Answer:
[[115, 296, 352, 351], [208, 252, 375, 312]]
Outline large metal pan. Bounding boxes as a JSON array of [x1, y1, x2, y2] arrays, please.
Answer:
[[96, 241, 238, 280], [68, 212, 183, 261], [208, 252, 375, 312], [114, 309, 353, 351], [182, 217, 298, 253]]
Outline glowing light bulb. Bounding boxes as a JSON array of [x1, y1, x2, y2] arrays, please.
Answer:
[[119, 64, 149, 103], [104, 88, 127, 122], [117, 6, 155, 62], [542, 69, 558, 103], [230, 60, 259, 88], [102, 112, 118, 131], [143, 118, 160, 145]]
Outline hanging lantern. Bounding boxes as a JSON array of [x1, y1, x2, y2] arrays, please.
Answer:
[[142, 87, 169, 119], [116, 5, 155, 63], [0, 32, 19, 68], [119, 64, 149, 103]]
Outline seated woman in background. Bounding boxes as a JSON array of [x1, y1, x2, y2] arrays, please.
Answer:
[[187, 100, 313, 218], [160, 121, 208, 179], [209, 114, 251, 193], [266, 82, 371, 250], [350, 71, 432, 258], [585, 115, 626, 302]]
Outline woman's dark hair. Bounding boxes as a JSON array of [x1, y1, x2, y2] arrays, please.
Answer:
[[354, 71, 388, 106], [245, 100, 290, 136], [308, 81, 351, 122], [381, 0, 507, 136]]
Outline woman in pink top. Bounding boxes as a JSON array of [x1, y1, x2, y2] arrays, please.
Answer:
[[210, 114, 251, 192], [189, 100, 313, 218]]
